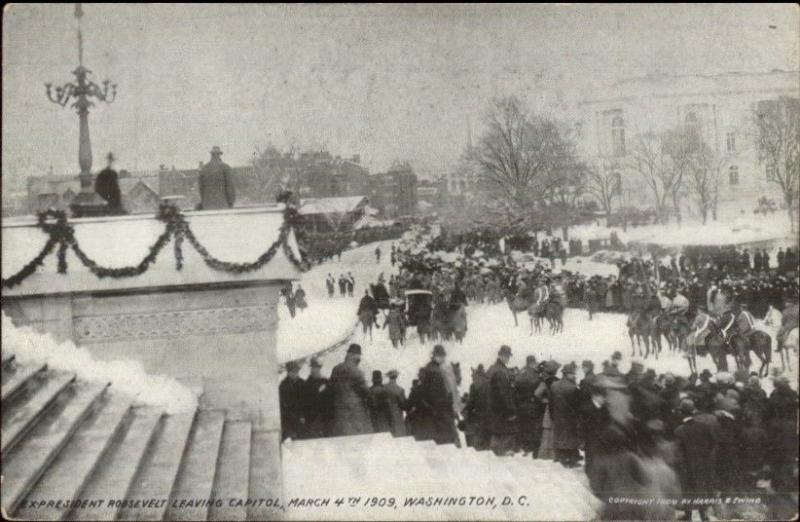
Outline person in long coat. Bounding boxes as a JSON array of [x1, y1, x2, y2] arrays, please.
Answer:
[[279, 361, 307, 441], [451, 303, 467, 343], [416, 345, 457, 445], [514, 355, 543, 456], [384, 370, 407, 436], [329, 344, 373, 436], [304, 358, 331, 438], [464, 365, 490, 450], [765, 375, 799, 520], [549, 362, 581, 467], [383, 303, 406, 348], [198, 146, 236, 210], [95, 152, 123, 213], [487, 345, 517, 456], [673, 398, 718, 521], [368, 370, 392, 433]]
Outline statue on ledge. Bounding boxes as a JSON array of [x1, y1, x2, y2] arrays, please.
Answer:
[[198, 145, 236, 210], [94, 152, 124, 214]]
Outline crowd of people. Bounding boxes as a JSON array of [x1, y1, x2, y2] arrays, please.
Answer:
[[279, 340, 798, 520], [299, 224, 406, 265]]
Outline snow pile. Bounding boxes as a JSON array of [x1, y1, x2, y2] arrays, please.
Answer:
[[2, 312, 197, 413], [570, 213, 795, 248]]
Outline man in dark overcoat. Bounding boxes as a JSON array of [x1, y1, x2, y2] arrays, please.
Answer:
[[305, 357, 331, 438], [368, 370, 392, 433], [487, 345, 517, 456], [463, 365, 490, 450], [384, 370, 407, 436], [550, 362, 581, 467], [95, 152, 123, 213], [416, 345, 457, 445], [198, 145, 236, 210], [674, 398, 719, 521], [329, 344, 373, 436], [514, 355, 542, 456], [279, 361, 307, 441]]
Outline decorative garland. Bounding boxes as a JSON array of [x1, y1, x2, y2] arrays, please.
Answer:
[[1, 204, 309, 289]]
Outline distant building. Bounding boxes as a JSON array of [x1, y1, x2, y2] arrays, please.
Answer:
[[298, 195, 369, 233], [369, 166, 418, 218], [27, 172, 161, 215], [578, 70, 800, 220]]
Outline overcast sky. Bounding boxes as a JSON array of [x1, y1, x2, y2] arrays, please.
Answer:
[[2, 4, 798, 185]]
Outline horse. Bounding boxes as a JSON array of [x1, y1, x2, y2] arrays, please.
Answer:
[[628, 311, 654, 359], [506, 292, 530, 327], [666, 312, 696, 373], [651, 312, 675, 355], [530, 300, 563, 335], [729, 330, 772, 377]]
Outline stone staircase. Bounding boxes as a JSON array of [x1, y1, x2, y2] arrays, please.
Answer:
[[281, 432, 602, 521], [0, 356, 282, 521]]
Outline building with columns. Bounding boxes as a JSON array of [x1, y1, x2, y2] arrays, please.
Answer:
[[578, 70, 800, 220]]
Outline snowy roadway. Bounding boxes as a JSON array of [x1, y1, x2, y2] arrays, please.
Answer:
[[279, 240, 798, 396]]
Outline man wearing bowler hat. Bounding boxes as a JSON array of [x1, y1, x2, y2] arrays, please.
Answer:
[[329, 344, 373, 436], [417, 345, 457, 445], [487, 345, 517, 456], [198, 145, 236, 210]]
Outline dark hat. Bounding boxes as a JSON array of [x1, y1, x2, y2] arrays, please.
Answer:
[[387, 369, 399, 379], [347, 343, 362, 355], [700, 369, 713, 379], [372, 370, 383, 383], [285, 361, 300, 373], [581, 359, 594, 370], [210, 145, 223, 155], [562, 362, 577, 375], [498, 345, 513, 357], [543, 360, 561, 375], [432, 344, 447, 357], [678, 398, 696, 415], [525, 355, 537, 366], [310, 357, 322, 368], [611, 351, 623, 361]]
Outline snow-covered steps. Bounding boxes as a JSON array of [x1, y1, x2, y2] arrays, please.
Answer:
[[70, 406, 165, 521], [15, 392, 132, 520], [208, 421, 252, 521], [0, 360, 284, 522], [117, 410, 197, 521], [282, 433, 601, 521], [1, 380, 109, 514], [1, 370, 76, 453], [1, 361, 46, 402], [165, 410, 226, 521]]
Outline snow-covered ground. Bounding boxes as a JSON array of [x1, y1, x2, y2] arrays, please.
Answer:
[[570, 213, 796, 248], [1, 312, 197, 413], [276, 238, 397, 363], [280, 239, 797, 396]]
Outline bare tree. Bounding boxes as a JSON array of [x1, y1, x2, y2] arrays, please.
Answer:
[[467, 95, 583, 230], [627, 133, 671, 223], [660, 129, 695, 224], [585, 162, 621, 216], [685, 139, 724, 224], [752, 96, 800, 232]]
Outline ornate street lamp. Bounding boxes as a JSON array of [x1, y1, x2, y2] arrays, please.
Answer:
[[45, 3, 117, 217]]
